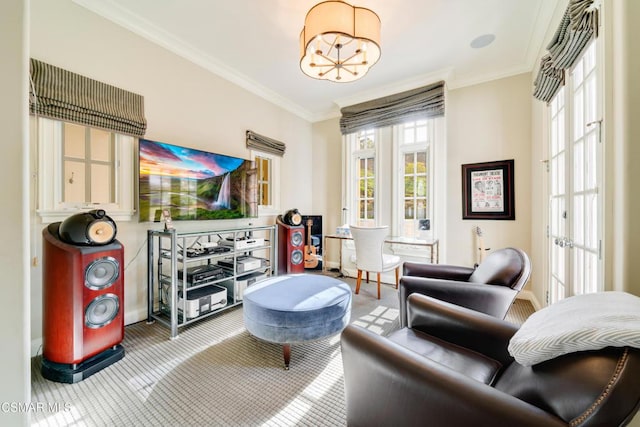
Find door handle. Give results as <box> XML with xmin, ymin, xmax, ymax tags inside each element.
<box><xmin>554</xmin><ymin>237</ymin><xmax>574</xmax><ymax>248</ymax></box>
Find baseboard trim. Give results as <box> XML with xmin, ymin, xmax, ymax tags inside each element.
<box><xmin>517</xmin><ymin>290</ymin><xmax>542</xmax><ymax>311</ymax></box>
<box><xmin>31</xmin><ymin>338</ymin><xmax>43</xmax><ymax>358</ymax></box>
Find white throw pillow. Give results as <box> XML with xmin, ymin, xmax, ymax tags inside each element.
<box><xmin>508</xmin><ymin>291</ymin><xmax>640</xmax><ymax>366</ymax></box>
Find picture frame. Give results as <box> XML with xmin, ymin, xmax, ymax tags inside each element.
<box><xmin>461</xmin><ymin>159</ymin><xmax>515</xmax><ymax>220</ymax></box>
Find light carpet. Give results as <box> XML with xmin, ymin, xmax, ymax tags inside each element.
<box><xmin>30</xmin><ymin>276</ymin><xmax>533</xmax><ymax>427</ymax></box>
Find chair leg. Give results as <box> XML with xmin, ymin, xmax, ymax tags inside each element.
<box><xmin>395</xmin><ymin>267</ymin><xmax>399</xmax><ymax>289</ymax></box>
<box><xmin>377</xmin><ymin>272</ymin><xmax>381</xmax><ymax>299</ymax></box>
<box><xmin>366</xmin><ymin>272</ymin><xmax>369</xmax><ymax>283</ymax></box>
<box><xmin>355</xmin><ymin>270</ymin><xmax>362</xmax><ymax>294</ymax></box>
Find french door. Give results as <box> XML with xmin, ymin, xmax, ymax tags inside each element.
<box><xmin>548</xmin><ymin>41</ymin><xmax>603</xmax><ymax>304</ymax></box>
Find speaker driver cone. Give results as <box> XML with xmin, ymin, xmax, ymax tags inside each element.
<box><xmin>85</xmin><ymin>294</ymin><xmax>120</xmax><ymax>329</ymax></box>
<box><xmin>291</xmin><ymin>231</ymin><xmax>303</xmax><ymax>247</ymax></box>
<box><xmin>291</xmin><ymin>249</ymin><xmax>303</xmax><ymax>265</ymax></box>
<box><xmin>85</xmin><ymin>257</ymin><xmax>119</xmax><ymax>290</ymax></box>
<box><xmin>88</xmin><ymin>221</ymin><xmax>116</xmax><ymax>244</ymax></box>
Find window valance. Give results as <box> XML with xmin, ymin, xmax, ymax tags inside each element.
<box><xmin>29</xmin><ymin>58</ymin><xmax>147</xmax><ymax>136</ymax></box>
<box><xmin>246</xmin><ymin>130</ymin><xmax>286</xmax><ymax>156</ymax></box>
<box><xmin>533</xmin><ymin>0</ymin><xmax>599</xmax><ymax>103</ymax></box>
<box><xmin>339</xmin><ymin>81</ymin><xmax>445</xmax><ymax>135</ymax></box>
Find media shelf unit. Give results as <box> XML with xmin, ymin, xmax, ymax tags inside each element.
<box><xmin>147</xmin><ymin>225</ymin><xmax>277</xmax><ymax>338</ymax></box>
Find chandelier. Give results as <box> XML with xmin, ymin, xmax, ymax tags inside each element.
<box><xmin>299</xmin><ymin>0</ymin><xmax>381</xmax><ymax>83</ymax></box>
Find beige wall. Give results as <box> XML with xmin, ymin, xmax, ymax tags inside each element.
<box><xmin>1</xmin><ymin>0</ymin><xmax>31</xmax><ymax>424</ymax></box>
<box><xmin>28</xmin><ymin>0</ymin><xmax>314</xmax><ymax>353</ymax></box>
<box><xmin>609</xmin><ymin>0</ymin><xmax>640</xmax><ymax>297</ymax></box>
<box><xmin>312</xmin><ymin>75</ymin><xmax>535</xmax><ymax>291</ymax></box>
<box><xmin>311</xmin><ymin>118</ymin><xmax>343</xmax><ymax>234</ymax></box>
<box><xmin>446</xmin><ymin>74</ymin><xmax>533</xmax><ymax>275</ymax></box>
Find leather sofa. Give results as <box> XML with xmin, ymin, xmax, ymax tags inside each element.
<box><xmin>399</xmin><ymin>247</ymin><xmax>531</xmax><ymax>327</ymax></box>
<box><xmin>341</xmin><ymin>293</ymin><xmax>640</xmax><ymax>427</ymax></box>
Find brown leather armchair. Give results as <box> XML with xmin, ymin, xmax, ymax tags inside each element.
<box><xmin>341</xmin><ymin>294</ymin><xmax>640</xmax><ymax>427</ymax></box>
<box><xmin>399</xmin><ymin>247</ymin><xmax>531</xmax><ymax>327</ymax></box>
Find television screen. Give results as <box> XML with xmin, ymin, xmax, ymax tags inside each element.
<box><xmin>139</xmin><ymin>139</ymin><xmax>257</xmax><ymax>222</ymax></box>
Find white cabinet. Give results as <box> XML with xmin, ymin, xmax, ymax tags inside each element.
<box><xmin>147</xmin><ymin>225</ymin><xmax>277</xmax><ymax>338</ymax></box>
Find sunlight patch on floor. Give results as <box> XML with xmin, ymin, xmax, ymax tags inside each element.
<box><xmin>263</xmin><ymin>354</ymin><xmax>343</xmax><ymax>426</ymax></box>
<box><xmin>352</xmin><ymin>305</ymin><xmax>398</xmax><ymax>335</ymax></box>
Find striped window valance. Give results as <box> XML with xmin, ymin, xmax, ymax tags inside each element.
<box><xmin>339</xmin><ymin>81</ymin><xmax>445</xmax><ymax>135</ymax></box>
<box><xmin>246</xmin><ymin>130</ymin><xmax>286</xmax><ymax>156</ymax></box>
<box><xmin>29</xmin><ymin>58</ymin><xmax>147</xmax><ymax>136</ymax></box>
<box><xmin>533</xmin><ymin>0</ymin><xmax>599</xmax><ymax>103</ymax></box>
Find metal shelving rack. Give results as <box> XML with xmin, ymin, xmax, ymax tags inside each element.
<box><xmin>147</xmin><ymin>225</ymin><xmax>277</xmax><ymax>338</ymax></box>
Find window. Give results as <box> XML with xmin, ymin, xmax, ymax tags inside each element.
<box><xmin>256</xmin><ymin>155</ymin><xmax>271</xmax><ymax>206</ymax></box>
<box><xmin>397</xmin><ymin>120</ymin><xmax>432</xmax><ymax>238</ymax></box>
<box><xmin>35</xmin><ymin>117</ymin><xmax>135</xmax><ymax>222</ymax></box>
<box><xmin>251</xmin><ymin>150</ymin><xmax>280</xmax><ymax>216</ymax></box>
<box><xmin>344</xmin><ymin>117</ymin><xmax>443</xmax><ymax>238</ymax></box>
<box><xmin>345</xmin><ymin>129</ymin><xmax>377</xmax><ymax>227</ymax></box>
<box><xmin>62</xmin><ymin>122</ymin><xmax>115</xmax><ymax>204</ymax></box>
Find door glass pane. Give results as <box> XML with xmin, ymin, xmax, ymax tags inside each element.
<box><xmin>574</xmin><ymin>87</ymin><xmax>584</xmax><ymax>139</ymax></box>
<box><xmin>573</xmin><ymin>194</ymin><xmax>584</xmax><ymax>245</ymax></box>
<box><xmin>573</xmin><ymin>140</ymin><xmax>584</xmax><ymax>192</ymax></box>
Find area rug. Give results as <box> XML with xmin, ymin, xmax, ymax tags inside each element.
<box><xmin>30</xmin><ymin>277</ymin><xmax>402</xmax><ymax>427</ymax></box>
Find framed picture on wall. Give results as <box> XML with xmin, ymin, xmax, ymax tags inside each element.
<box><xmin>461</xmin><ymin>159</ymin><xmax>515</xmax><ymax>220</ymax></box>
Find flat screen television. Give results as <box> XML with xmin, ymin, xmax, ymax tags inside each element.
<box><xmin>138</xmin><ymin>139</ymin><xmax>257</xmax><ymax>222</ymax></box>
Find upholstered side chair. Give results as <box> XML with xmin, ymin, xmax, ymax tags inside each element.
<box><xmin>349</xmin><ymin>225</ymin><xmax>401</xmax><ymax>299</ymax></box>
<box><xmin>399</xmin><ymin>247</ymin><xmax>531</xmax><ymax>327</ymax></box>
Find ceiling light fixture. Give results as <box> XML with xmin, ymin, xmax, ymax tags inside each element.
<box><xmin>300</xmin><ymin>0</ymin><xmax>381</xmax><ymax>83</ymax></box>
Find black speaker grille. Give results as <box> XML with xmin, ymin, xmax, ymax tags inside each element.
<box><xmin>291</xmin><ymin>249</ymin><xmax>303</xmax><ymax>265</ymax></box>
<box><xmin>85</xmin><ymin>294</ymin><xmax>120</xmax><ymax>329</ymax></box>
<box><xmin>85</xmin><ymin>257</ymin><xmax>119</xmax><ymax>290</ymax></box>
<box><xmin>291</xmin><ymin>231</ymin><xmax>303</xmax><ymax>247</ymax></box>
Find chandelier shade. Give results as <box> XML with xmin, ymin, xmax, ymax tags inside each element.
<box><xmin>300</xmin><ymin>1</ymin><xmax>381</xmax><ymax>83</ymax></box>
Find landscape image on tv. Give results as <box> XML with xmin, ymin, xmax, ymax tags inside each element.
<box><xmin>139</xmin><ymin>139</ymin><xmax>257</xmax><ymax>222</ymax></box>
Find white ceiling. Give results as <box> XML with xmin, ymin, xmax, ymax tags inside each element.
<box><xmin>73</xmin><ymin>0</ymin><xmax>559</xmax><ymax>122</ymax></box>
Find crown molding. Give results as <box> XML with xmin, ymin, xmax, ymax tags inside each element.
<box><xmin>72</xmin><ymin>0</ymin><xmax>316</xmax><ymax>122</ymax></box>
<box><xmin>72</xmin><ymin>0</ymin><xmax>557</xmax><ymax>124</ymax></box>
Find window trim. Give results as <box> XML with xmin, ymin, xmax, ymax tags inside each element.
<box><xmin>343</xmin><ymin>129</ymin><xmax>382</xmax><ymax>226</ymax></box>
<box><xmin>343</xmin><ymin>117</ymin><xmax>445</xmax><ymax>242</ymax></box>
<box><xmin>250</xmin><ymin>149</ymin><xmax>281</xmax><ymax>217</ymax></box>
<box><xmin>35</xmin><ymin>117</ymin><xmax>135</xmax><ymax>222</ymax></box>
<box><xmin>392</xmin><ymin>121</ymin><xmax>434</xmax><ymax>238</ymax></box>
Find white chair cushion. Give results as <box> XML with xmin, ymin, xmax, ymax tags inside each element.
<box><xmin>508</xmin><ymin>291</ymin><xmax>640</xmax><ymax>366</ymax></box>
<box><xmin>351</xmin><ymin>254</ymin><xmax>400</xmax><ymax>272</ymax></box>
<box><xmin>382</xmin><ymin>254</ymin><xmax>401</xmax><ymax>271</ymax></box>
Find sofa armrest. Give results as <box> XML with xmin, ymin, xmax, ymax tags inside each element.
<box><xmin>403</xmin><ymin>261</ymin><xmax>474</xmax><ymax>281</ymax></box>
<box><xmin>398</xmin><ymin>276</ymin><xmax>519</xmax><ymax>327</ymax></box>
<box><xmin>341</xmin><ymin>325</ymin><xmax>566</xmax><ymax>427</ymax></box>
<box><xmin>407</xmin><ymin>293</ymin><xmax>518</xmax><ymax>366</ymax></box>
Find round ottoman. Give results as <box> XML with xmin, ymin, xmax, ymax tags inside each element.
<box><xmin>243</xmin><ymin>274</ymin><xmax>352</xmax><ymax>369</ymax></box>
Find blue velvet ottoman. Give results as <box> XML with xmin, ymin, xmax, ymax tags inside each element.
<box><xmin>243</xmin><ymin>274</ymin><xmax>352</xmax><ymax>369</ymax></box>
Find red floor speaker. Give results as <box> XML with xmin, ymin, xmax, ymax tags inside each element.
<box><xmin>277</xmin><ymin>216</ymin><xmax>305</xmax><ymax>274</ymax></box>
<box><xmin>41</xmin><ymin>211</ymin><xmax>125</xmax><ymax>383</ymax></box>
